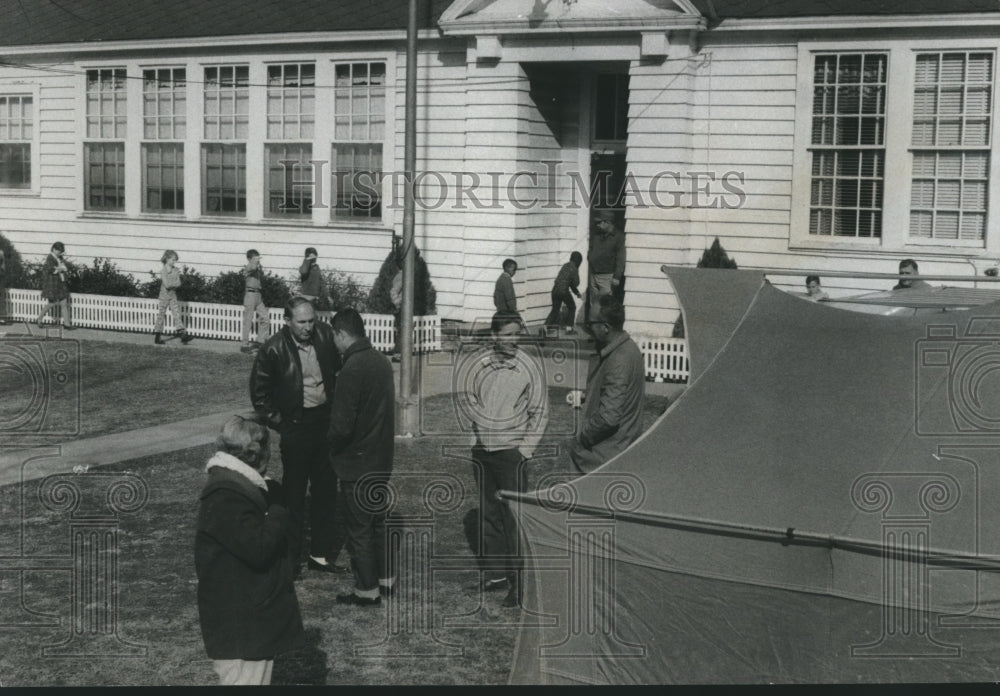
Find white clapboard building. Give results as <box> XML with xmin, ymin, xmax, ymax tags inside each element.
<box><xmin>1</xmin><ymin>0</ymin><xmax>999</xmax><ymax>336</ymax></box>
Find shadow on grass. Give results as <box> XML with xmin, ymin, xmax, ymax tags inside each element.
<box><xmin>273</xmin><ymin>627</ymin><xmax>328</xmax><ymax>686</ymax></box>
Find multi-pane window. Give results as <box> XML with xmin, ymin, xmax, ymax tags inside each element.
<box><xmin>267</xmin><ymin>63</ymin><xmax>315</xmax><ymax>139</ymax></box>
<box><xmin>143</xmin><ymin>144</ymin><xmax>184</xmax><ymax>212</ymax></box>
<box><xmin>266</xmin><ymin>144</ymin><xmax>313</xmax><ymax>217</ymax></box>
<box><xmin>809</xmin><ymin>53</ymin><xmax>887</xmax><ymax>238</ymax></box>
<box><xmin>142</xmin><ymin>68</ymin><xmax>186</xmax><ymax>213</ymax></box>
<box><xmin>203</xmin><ymin>65</ymin><xmax>248</xmax><ymax>216</ymax></box>
<box><xmin>204</xmin><ymin>65</ymin><xmax>248</xmax><ymax>140</ymax></box>
<box><xmin>85</xmin><ymin>143</ymin><xmax>125</xmax><ymax>210</ymax></box>
<box><xmin>0</xmin><ymin>95</ymin><xmax>32</xmax><ymax>189</ymax></box>
<box><xmin>202</xmin><ymin>144</ymin><xmax>246</xmax><ymax>215</ymax></box>
<box><xmin>85</xmin><ymin>68</ymin><xmax>126</xmax><ymax>210</ymax></box>
<box><xmin>265</xmin><ymin>64</ymin><xmax>315</xmax><ymax>218</ymax></box>
<box><xmin>910</xmin><ymin>52</ymin><xmax>993</xmax><ymax>241</ymax></box>
<box><xmin>332</xmin><ymin>62</ymin><xmax>385</xmax><ymax>219</ymax></box>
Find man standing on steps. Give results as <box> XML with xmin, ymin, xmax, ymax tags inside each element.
<box><xmin>327</xmin><ymin>308</ymin><xmax>396</xmax><ymax>607</ymax></box>
<box><xmin>586</xmin><ymin>208</ymin><xmax>626</xmax><ymax>324</ymax></box>
<box><xmin>250</xmin><ymin>296</ymin><xmax>346</xmax><ymax>578</ymax></box>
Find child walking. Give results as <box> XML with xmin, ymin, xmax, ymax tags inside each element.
<box><xmin>195</xmin><ymin>415</ymin><xmax>304</xmax><ymax>686</ymax></box>
<box><xmin>241</xmin><ymin>249</ymin><xmax>271</xmax><ymax>354</ymax></box>
<box><xmin>153</xmin><ymin>250</ymin><xmax>193</xmax><ymax>345</ymax></box>
<box><xmin>34</xmin><ymin>241</ymin><xmax>75</xmax><ymax>330</ymax></box>
<box><xmin>544</xmin><ymin>251</ymin><xmax>583</xmax><ymax>336</ymax></box>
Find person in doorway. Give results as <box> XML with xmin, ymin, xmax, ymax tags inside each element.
<box><xmin>586</xmin><ymin>209</ymin><xmax>625</xmax><ymax>324</ymax></box>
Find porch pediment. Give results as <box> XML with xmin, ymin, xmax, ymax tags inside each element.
<box><xmin>440</xmin><ymin>0</ymin><xmax>705</xmax><ymax>34</ymax></box>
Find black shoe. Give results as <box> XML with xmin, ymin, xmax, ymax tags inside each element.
<box><xmin>336</xmin><ymin>593</ymin><xmax>381</xmax><ymax>607</ymax></box>
<box><xmin>154</xmin><ymin>333</ymin><xmax>165</xmax><ymax>345</ymax></box>
<box><xmin>63</xmin><ymin>325</ymin><xmax>76</xmax><ymax>331</ymax></box>
<box><xmin>307</xmin><ymin>557</ymin><xmax>343</xmax><ymax>574</ymax></box>
<box><xmin>180</xmin><ymin>332</ymin><xmax>194</xmax><ymax>344</ymax></box>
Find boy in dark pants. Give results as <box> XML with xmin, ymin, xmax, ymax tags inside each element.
<box><xmin>465</xmin><ymin>313</ymin><xmax>549</xmax><ymax>607</ymax></box>
<box><xmin>544</xmin><ymin>251</ymin><xmax>582</xmax><ymax>336</ymax></box>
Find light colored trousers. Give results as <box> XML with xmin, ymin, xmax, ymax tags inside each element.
<box><xmin>154</xmin><ymin>293</ymin><xmax>184</xmax><ymax>333</ymax></box>
<box><xmin>242</xmin><ymin>292</ymin><xmax>271</xmax><ymax>343</ymax></box>
<box><xmin>213</xmin><ymin>658</ymin><xmax>273</xmax><ymax>685</ymax></box>
<box><xmin>588</xmin><ymin>272</ymin><xmax>613</xmax><ymax>320</ymax></box>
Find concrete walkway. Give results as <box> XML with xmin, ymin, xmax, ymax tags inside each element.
<box><xmin>0</xmin><ymin>322</ymin><xmax>686</xmax><ymax>487</ymax></box>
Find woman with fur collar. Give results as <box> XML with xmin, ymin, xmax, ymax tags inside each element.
<box><xmin>195</xmin><ymin>415</ymin><xmax>304</xmax><ymax>686</ymax></box>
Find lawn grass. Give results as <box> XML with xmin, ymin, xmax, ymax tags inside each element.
<box><xmin>0</xmin><ymin>338</ymin><xmax>252</xmax><ymax>439</ymax></box>
<box><xmin>0</xmin><ymin>380</ymin><xmax>670</xmax><ymax>686</ymax></box>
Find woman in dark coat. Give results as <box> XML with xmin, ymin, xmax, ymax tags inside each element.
<box><xmin>34</xmin><ymin>241</ymin><xmax>74</xmax><ymax>329</ymax></box>
<box><xmin>195</xmin><ymin>415</ymin><xmax>304</xmax><ymax>685</ymax></box>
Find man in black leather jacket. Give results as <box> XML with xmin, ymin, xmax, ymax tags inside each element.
<box><xmin>250</xmin><ymin>297</ymin><xmax>345</xmax><ymax>577</ymax></box>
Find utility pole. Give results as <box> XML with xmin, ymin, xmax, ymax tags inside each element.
<box><xmin>396</xmin><ymin>0</ymin><xmax>419</xmax><ymax>437</ymax></box>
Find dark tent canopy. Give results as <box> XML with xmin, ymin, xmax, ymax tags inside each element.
<box><xmin>510</xmin><ymin>267</ymin><xmax>1000</xmax><ymax>684</ymax></box>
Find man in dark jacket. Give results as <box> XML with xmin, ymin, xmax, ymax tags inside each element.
<box><xmin>327</xmin><ymin>307</ymin><xmax>396</xmax><ymax>606</ymax></box>
<box><xmin>250</xmin><ymin>296</ymin><xmax>345</xmax><ymax>576</ymax></box>
<box><xmin>195</xmin><ymin>415</ymin><xmax>304</xmax><ymax>685</ymax></box>
<box><xmin>569</xmin><ymin>295</ymin><xmax>645</xmax><ymax>475</ymax></box>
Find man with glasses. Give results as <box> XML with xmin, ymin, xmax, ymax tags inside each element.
<box><xmin>570</xmin><ymin>295</ymin><xmax>645</xmax><ymax>475</ymax></box>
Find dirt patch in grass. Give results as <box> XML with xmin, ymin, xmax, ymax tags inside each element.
<box><xmin>0</xmin><ymin>387</ymin><xmax>670</xmax><ymax>686</ymax></box>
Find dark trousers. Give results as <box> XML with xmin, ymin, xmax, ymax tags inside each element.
<box><xmin>471</xmin><ymin>446</ymin><xmax>527</xmax><ymax>584</ymax></box>
<box><xmin>544</xmin><ymin>289</ymin><xmax>576</xmax><ymax>328</ymax></box>
<box><xmin>341</xmin><ymin>476</ymin><xmax>391</xmax><ymax>592</ymax></box>
<box><xmin>280</xmin><ymin>406</ymin><xmax>345</xmax><ymax>565</ymax></box>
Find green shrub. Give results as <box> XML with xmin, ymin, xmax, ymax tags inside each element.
<box><xmin>21</xmin><ymin>257</ymin><xmax>81</xmax><ymax>291</ymax></box>
<box><xmin>208</xmin><ymin>269</ymin><xmax>292</xmax><ymax>308</ymax></box>
<box><xmin>697</xmin><ymin>238</ymin><xmax>738</xmax><ymax>269</ymax></box>
<box><xmin>0</xmin><ymin>233</ymin><xmax>29</xmax><ymax>288</ymax></box>
<box><xmin>367</xmin><ymin>240</ymin><xmax>436</xmax><ymax>315</ymax></box>
<box><xmin>318</xmin><ymin>269</ymin><xmax>370</xmax><ymax>312</ymax></box>
<box><xmin>71</xmin><ymin>257</ymin><xmax>142</xmax><ymax>296</ymax></box>
<box><xmin>674</xmin><ymin>237</ymin><xmax>738</xmax><ymax>338</ymax></box>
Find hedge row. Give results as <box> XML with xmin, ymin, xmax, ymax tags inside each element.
<box><xmin>0</xmin><ymin>233</ymin><xmax>436</xmax><ymax>315</ymax></box>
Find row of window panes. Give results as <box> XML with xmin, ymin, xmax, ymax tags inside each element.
<box><xmin>0</xmin><ymin>96</ymin><xmax>32</xmax><ymax>140</ymax></box>
<box><xmin>88</xmin><ymin>64</ymin><xmax>380</xmax><ymax>142</ymax></box>
<box><xmin>83</xmin><ymin>142</ymin><xmax>382</xmax><ymax>219</ymax></box>
<box><xmin>809</xmin><ymin>51</ymin><xmax>994</xmax><ymax>241</ymax></box>
<box><xmin>0</xmin><ymin>143</ymin><xmax>30</xmax><ymax>189</ymax></box>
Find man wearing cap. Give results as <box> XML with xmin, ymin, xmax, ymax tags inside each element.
<box><xmin>587</xmin><ymin>208</ymin><xmax>626</xmax><ymax>323</ymax></box>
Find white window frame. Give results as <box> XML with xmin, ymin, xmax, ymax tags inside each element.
<box><xmin>791</xmin><ymin>39</ymin><xmax>1000</xmax><ymax>257</ymax></box>
<box><xmin>81</xmin><ymin>66</ymin><xmax>128</xmax><ymax>213</ymax></box>
<box><xmin>263</xmin><ymin>61</ymin><xmax>316</xmax><ymax>219</ymax></box>
<box><xmin>330</xmin><ymin>57</ymin><xmax>391</xmax><ymax>224</ymax></box>
<box><xmin>0</xmin><ymin>83</ymin><xmax>40</xmax><ymax>195</ymax></box>
<box><xmin>141</xmin><ymin>66</ymin><xmax>187</xmax><ymax>215</ymax></box>
<box><xmin>73</xmin><ymin>52</ymin><xmax>396</xmax><ymax>230</ymax></box>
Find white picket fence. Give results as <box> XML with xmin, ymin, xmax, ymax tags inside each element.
<box><xmin>5</xmin><ymin>288</ymin><xmax>441</xmax><ymax>353</ymax></box>
<box><xmin>635</xmin><ymin>336</ymin><xmax>689</xmax><ymax>383</ymax></box>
